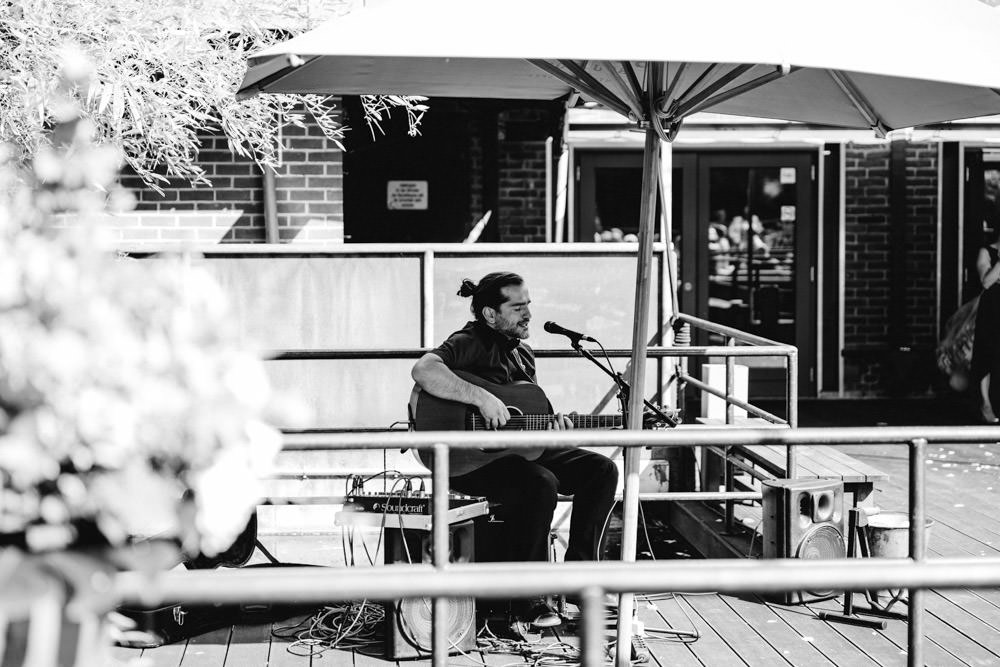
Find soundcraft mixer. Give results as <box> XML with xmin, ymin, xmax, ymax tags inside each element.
<box><xmin>336</xmin><ymin>490</ymin><xmax>489</xmax><ymax>530</ymax></box>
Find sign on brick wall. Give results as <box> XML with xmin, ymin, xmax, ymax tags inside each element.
<box><xmin>387</xmin><ymin>180</ymin><xmax>428</xmax><ymax>210</ymax></box>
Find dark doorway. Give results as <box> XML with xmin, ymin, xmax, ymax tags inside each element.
<box><xmin>342</xmin><ymin>97</ymin><xmax>474</xmax><ymax>243</ymax></box>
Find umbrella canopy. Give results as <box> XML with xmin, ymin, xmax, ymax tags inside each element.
<box><xmin>240</xmin><ymin>0</ymin><xmax>1000</xmax><ymax>136</ymax></box>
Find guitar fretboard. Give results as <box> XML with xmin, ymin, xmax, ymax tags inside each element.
<box><xmin>467</xmin><ymin>414</ymin><xmax>622</xmax><ymax>431</ymax></box>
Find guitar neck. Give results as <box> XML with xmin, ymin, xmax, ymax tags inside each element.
<box><xmin>467</xmin><ymin>413</ymin><xmax>622</xmax><ymax>430</ymax></box>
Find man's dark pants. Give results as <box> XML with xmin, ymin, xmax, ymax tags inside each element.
<box><xmin>449</xmin><ymin>448</ymin><xmax>619</xmax><ymax>563</ymax></box>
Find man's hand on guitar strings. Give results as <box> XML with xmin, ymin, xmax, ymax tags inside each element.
<box><xmin>547</xmin><ymin>412</ymin><xmax>574</xmax><ymax>430</ymax></box>
<box><xmin>476</xmin><ymin>389</ymin><xmax>511</xmax><ymax>429</ymax></box>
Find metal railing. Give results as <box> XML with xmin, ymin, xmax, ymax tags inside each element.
<box><xmin>114</xmin><ymin>425</ymin><xmax>1000</xmax><ymax>667</ymax></box>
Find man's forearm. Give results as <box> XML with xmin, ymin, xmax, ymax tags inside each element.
<box><xmin>413</xmin><ymin>359</ymin><xmax>487</xmax><ymax>407</ymax></box>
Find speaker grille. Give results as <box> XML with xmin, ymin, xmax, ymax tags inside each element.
<box><xmin>395</xmin><ymin>597</ymin><xmax>476</xmax><ymax>653</ymax></box>
<box><xmin>796</xmin><ymin>524</ymin><xmax>846</xmax><ymax>560</ymax></box>
<box><xmin>795</xmin><ymin>524</ymin><xmax>846</xmax><ymax>598</ymax></box>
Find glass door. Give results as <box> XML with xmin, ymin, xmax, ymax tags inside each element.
<box><xmin>693</xmin><ymin>152</ymin><xmax>816</xmax><ymax>397</ymax></box>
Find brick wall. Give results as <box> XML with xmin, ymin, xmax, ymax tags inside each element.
<box><xmin>269</xmin><ymin>114</ymin><xmax>345</xmax><ymax>243</ymax></box>
<box><xmin>114</xmin><ymin>131</ymin><xmax>264</xmax><ymax>244</ymax></box>
<box><xmin>498</xmin><ymin>140</ymin><xmax>549</xmax><ymax>241</ymax></box>
<box><xmin>903</xmin><ymin>142</ymin><xmax>939</xmax><ymax>347</ymax></box>
<box><xmin>842</xmin><ymin>141</ymin><xmax>939</xmax><ymax>394</ymax></box>
<box><xmin>495</xmin><ymin>108</ymin><xmax>557</xmax><ymax>242</ymax></box>
<box><xmin>112</xmin><ymin>104</ymin><xmax>345</xmax><ymax>245</ymax></box>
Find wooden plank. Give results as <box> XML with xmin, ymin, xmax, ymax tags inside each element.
<box><xmin>268</xmin><ymin>615</ymin><xmax>319</xmax><ymax>667</ymax></box>
<box><xmin>917</xmin><ymin>477</ymin><xmax>1000</xmax><ymax>545</ymax></box>
<box><xmin>720</xmin><ymin>594</ymin><xmax>837</xmax><ymax>665</ymax></box>
<box><xmin>739</xmin><ymin>443</ymin><xmax>890</xmax><ymax>484</ymax></box>
<box><xmin>804</xmin><ymin>597</ymin><xmax>912</xmax><ymax>666</ymax></box>
<box><xmin>738</xmin><ymin>445</ymin><xmax>788</xmax><ymax>478</ymax></box>
<box><xmin>816</xmin><ymin>446</ymin><xmax>891</xmax><ymax>480</ymax></box>
<box><xmin>223</xmin><ymin>623</ymin><xmax>271</xmax><ymax>666</ymax></box>
<box><xmin>924</xmin><ymin>590</ymin><xmax>1000</xmax><ymax>657</ymax></box>
<box><xmin>634</xmin><ymin>596</ymin><xmax>702</xmax><ymax>667</ymax></box>
<box><xmin>741</xmin><ymin>444</ymin><xmax>847</xmax><ymax>481</ymax></box>
<box><xmin>139</xmin><ymin>640</ymin><xmax>187</xmax><ymax>667</ymax></box>
<box><xmin>646</xmin><ymin>593</ymin><xmax>749</xmax><ymax>666</ymax></box>
<box><xmin>682</xmin><ymin>592</ymin><xmax>790</xmax><ymax>665</ymax></box>
<box><xmin>761</xmin><ymin>599</ymin><xmax>881</xmax><ymax>666</ymax></box>
<box><xmin>669</xmin><ymin>501</ymin><xmax>748</xmax><ymax>559</ymax></box>
<box><xmin>182</xmin><ymin>626</ymin><xmax>231</xmax><ymax>667</ymax></box>
<box><xmin>793</xmin><ymin>447</ymin><xmax>853</xmax><ymax>480</ymax></box>
<box><xmin>854</xmin><ymin>586</ymin><xmax>1000</xmax><ymax>667</ymax></box>
<box><xmin>797</xmin><ymin>446</ymin><xmax>887</xmax><ymax>483</ymax></box>
<box><xmin>805</xmin><ymin>451</ymin><xmax>883</xmax><ymax>483</ymax></box>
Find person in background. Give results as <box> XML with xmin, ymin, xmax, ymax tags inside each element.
<box><xmin>971</xmin><ymin>228</ymin><xmax>1000</xmax><ymax>422</ymax></box>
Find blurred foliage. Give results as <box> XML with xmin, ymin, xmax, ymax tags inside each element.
<box><xmin>0</xmin><ymin>59</ymin><xmax>291</xmax><ymax>558</ymax></box>
<box><xmin>0</xmin><ymin>0</ymin><xmax>427</xmax><ymax>191</ymax></box>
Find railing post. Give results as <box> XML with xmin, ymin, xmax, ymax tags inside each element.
<box><xmin>908</xmin><ymin>437</ymin><xmax>927</xmax><ymax>667</ymax></box>
<box><xmin>580</xmin><ymin>586</ymin><xmax>605</xmax><ymax>667</ymax></box>
<box><xmin>725</xmin><ymin>337</ymin><xmax>736</xmax><ymax>532</ymax></box>
<box><xmin>786</xmin><ymin>350</ymin><xmax>799</xmax><ymax>478</ymax></box>
<box><xmin>421</xmin><ymin>250</ymin><xmax>435</xmax><ymax>348</ymax></box>
<box><xmin>432</xmin><ymin>442</ymin><xmax>450</xmax><ymax>667</ymax></box>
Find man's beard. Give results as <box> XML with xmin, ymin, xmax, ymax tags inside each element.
<box><xmin>496</xmin><ymin>318</ymin><xmax>529</xmax><ymax>339</ymax></box>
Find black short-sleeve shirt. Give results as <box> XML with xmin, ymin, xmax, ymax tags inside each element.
<box><xmin>430</xmin><ymin>320</ymin><xmax>536</xmax><ymax>385</ymax></box>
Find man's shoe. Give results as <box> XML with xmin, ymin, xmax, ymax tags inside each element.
<box><xmin>516</xmin><ymin>598</ymin><xmax>561</xmax><ymax>628</ymax></box>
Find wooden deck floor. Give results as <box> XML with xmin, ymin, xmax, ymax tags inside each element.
<box><xmin>112</xmin><ymin>442</ymin><xmax>1000</xmax><ymax>667</ymax></box>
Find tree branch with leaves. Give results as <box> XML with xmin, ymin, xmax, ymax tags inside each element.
<box><xmin>0</xmin><ymin>0</ymin><xmax>427</xmax><ymax>191</ymax></box>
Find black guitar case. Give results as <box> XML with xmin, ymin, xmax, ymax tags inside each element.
<box><xmin>115</xmin><ymin>513</ymin><xmax>320</xmax><ymax>648</ymax></box>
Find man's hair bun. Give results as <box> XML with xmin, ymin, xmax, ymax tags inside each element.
<box><xmin>457</xmin><ymin>279</ymin><xmax>478</xmax><ymax>298</ymax></box>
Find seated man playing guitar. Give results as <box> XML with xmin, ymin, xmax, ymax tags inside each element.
<box><xmin>410</xmin><ymin>271</ymin><xmax>619</xmax><ymax>629</ymax></box>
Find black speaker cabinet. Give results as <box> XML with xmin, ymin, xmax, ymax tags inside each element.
<box><xmin>762</xmin><ymin>478</ymin><xmax>846</xmax><ymax>604</ymax></box>
<box><xmin>384</xmin><ymin>520</ymin><xmax>477</xmax><ymax>660</ymax></box>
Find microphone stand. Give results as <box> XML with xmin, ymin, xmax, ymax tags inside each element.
<box><xmin>567</xmin><ymin>338</ymin><xmax>678</xmax><ymax>428</ymax></box>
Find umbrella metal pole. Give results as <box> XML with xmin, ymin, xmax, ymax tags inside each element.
<box><xmin>615</xmin><ymin>125</ymin><xmax>661</xmax><ymax>667</ymax></box>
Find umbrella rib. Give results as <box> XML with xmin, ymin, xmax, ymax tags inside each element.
<box><xmin>662</xmin><ymin>62</ymin><xmax>687</xmax><ymax>108</ymax></box>
<box><xmin>558</xmin><ymin>60</ymin><xmax>635</xmax><ymax>118</ymax></box>
<box><xmin>598</xmin><ymin>61</ymin><xmax>645</xmax><ymax>120</ymax></box>
<box><xmin>528</xmin><ymin>59</ymin><xmax>631</xmax><ymax>118</ymax></box>
<box><xmin>622</xmin><ymin>62</ymin><xmax>645</xmax><ymax>108</ymax></box>
<box><xmin>677</xmin><ymin>64</ymin><xmax>792</xmax><ymax>119</ymax></box>
<box><xmin>827</xmin><ymin>69</ymin><xmax>891</xmax><ymax>137</ymax></box>
<box><xmin>663</xmin><ymin>63</ymin><xmax>723</xmax><ymax>115</ymax></box>
<box><xmin>672</xmin><ymin>63</ymin><xmax>754</xmax><ymax>120</ymax></box>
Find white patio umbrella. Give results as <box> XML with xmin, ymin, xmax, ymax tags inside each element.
<box><xmin>238</xmin><ymin>1</ymin><xmax>1000</xmax><ymax>662</ymax></box>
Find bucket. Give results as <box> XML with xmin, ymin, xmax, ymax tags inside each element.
<box><xmin>867</xmin><ymin>511</ymin><xmax>935</xmax><ymax>558</ymax></box>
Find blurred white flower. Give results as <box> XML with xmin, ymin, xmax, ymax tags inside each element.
<box><xmin>0</xmin><ymin>63</ymin><xmax>283</xmax><ymax>558</ymax></box>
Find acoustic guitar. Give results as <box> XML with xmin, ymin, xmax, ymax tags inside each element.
<box><xmin>409</xmin><ymin>370</ymin><xmax>624</xmax><ymax>476</ymax></box>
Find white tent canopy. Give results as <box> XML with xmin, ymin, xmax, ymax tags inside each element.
<box><xmin>242</xmin><ymin>0</ymin><xmax>1000</xmax><ymax>134</ymax></box>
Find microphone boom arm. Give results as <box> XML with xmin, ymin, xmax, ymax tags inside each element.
<box><xmin>565</xmin><ymin>339</ymin><xmax>678</xmax><ymax>428</ymax></box>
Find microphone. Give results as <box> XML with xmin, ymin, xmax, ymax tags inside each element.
<box><xmin>544</xmin><ymin>321</ymin><xmax>596</xmax><ymax>343</ymax></box>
